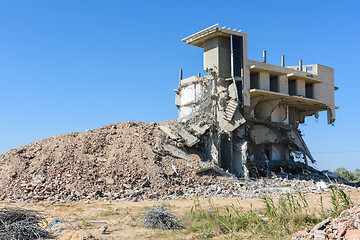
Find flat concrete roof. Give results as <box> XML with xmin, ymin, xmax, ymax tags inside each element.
<box><xmin>287</xmin><ymin>73</ymin><xmax>321</xmax><ymax>84</ymax></box>
<box><xmin>181</xmin><ymin>24</ymin><xmax>247</xmax><ymax>48</ymax></box>
<box><xmin>249</xmin><ymin>65</ymin><xmax>288</xmax><ymax>76</ymax></box>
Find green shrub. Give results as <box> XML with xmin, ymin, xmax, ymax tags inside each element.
<box><xmin>333</xmin><ymin>167</ymin><xmax>360</xmax><ymax>182</ymax></box>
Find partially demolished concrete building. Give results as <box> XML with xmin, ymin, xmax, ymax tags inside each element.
<box><xmin>164</xmin><ymin>24</ymin><xmax>337</xmax><ymax>178</ymax></box>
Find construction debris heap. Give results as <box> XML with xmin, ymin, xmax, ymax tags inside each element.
<box><xmin>161</xmin><ymin>24</ymin><xmax>337</xmax><ymax>178</ymax></box>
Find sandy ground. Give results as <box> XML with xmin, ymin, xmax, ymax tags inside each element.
<box><xmin>1</xmin><ymin>189</ymin><xmax>360</xmax><ymax>240</ymax></box>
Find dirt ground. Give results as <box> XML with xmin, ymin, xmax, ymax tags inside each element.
<box><xmin>1</xmin><ymin>189</ymin><xmax>360</xmax><ymax>240</ymax></box>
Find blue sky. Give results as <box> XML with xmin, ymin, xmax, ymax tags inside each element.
<box><xmin>0</xmin><ymin>0</ymin><xmax>359</xmax><ymax>171</ymax></box>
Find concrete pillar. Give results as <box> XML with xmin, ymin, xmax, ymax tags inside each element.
<box><xmin>284</xmin><ymin>106</ymin><xmax>289</xmax><ymax>124</ymax></box>
<box><xmin>219</xmin><ymin>132</ymin><xmax>233</xmax><ymax>172</ymax></box>
<box><xmin>258</xmin><ymin>72</ymin><xmax>270</xmax><ymax>91</ymax></box>
<box><xmin>278</xmin><ymin>75</ymin><xmax>288</xmax><ymax>94</ymax></box>
<box><xmin>241</xmin><ymin>141</ymin><xmax>249</xmax><ymax>179</ymax></box>
<box><xmin>243</xmin><ymin>34</ymin><xmax>251</xmax><ymax>107</ymax></box>
<box><xmin>233</xmin><ymin>148</ymin><xmax>244</xmax><ymax>176</ymax></box>
<box><xmin>296</xmin><ymin>79</ymin><xmax>306</xmax><ymax>97</ymax></box>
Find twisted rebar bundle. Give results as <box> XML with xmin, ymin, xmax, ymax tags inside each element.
<box><xmin>0</xmin><ymin>207</ymin><xmax>54</xmax><ymax>240</ymax></box>
<box><xmin>143</xmin><ymin>206</ymin><xmax>184</xmax><ymax>230</ymax></box>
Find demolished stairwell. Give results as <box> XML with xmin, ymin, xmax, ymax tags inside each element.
<box><xmin>160</xmin><ymin>24</ymin><xmax>338</xmax><ymax>178</ymax></box>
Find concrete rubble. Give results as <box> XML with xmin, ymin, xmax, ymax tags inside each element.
<box><xmin>292</xmin><ymin>205</ymin><xmax>360</xmax><ymax>240</ymax></box>
<box><xmin>0</xmin><ymin>121</ymin><xmax>356</xmax><ymax>202</ymax></box>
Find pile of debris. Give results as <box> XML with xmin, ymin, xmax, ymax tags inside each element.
<box><xmin>292</xmin><ymin>205</ymin><xmax>360</xmax><ymax>240</ymax></box>
<box><xmin>0</xmin><ymin>121</ymin><xmax>199</xmax><ymax>201</ymax></box>
<box><xmin>0</xmin><ymin>121</ymin><xmax>356</xmax><ymax>202</ymax></box>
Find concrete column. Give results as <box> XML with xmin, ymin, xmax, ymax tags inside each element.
<box><xmin>278</xmin><ymin>75</ymin><xmax>288</xmax><ymax>94</ymax></box>
<box><xmin>258</xmin><ymin>72</ymin><xmax>270</xmax><ymax>91</ymax></box>
<box><xmin>243</xmin><ymin>35</ymin><xmax>251</xmax><ymax>107</ymax></box>
<box><xmin>284</xmin><ymin>106</ymin><xmax>289</xmax><ymax>124</ymax></box>
<box><xmin>296</xmin><ymin>79</ymin><xmax>306</xmax><ymax>97</ymax></box>
<box><xmin>241</xmin><ymin>141</ymin><xmax>249</xmax><ymax>179</ymax></box>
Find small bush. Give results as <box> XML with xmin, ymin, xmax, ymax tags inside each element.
<box><xmin>333</xmin><ymin>167</ymin><xmax>360</xmax><ymax>182</ymax></box>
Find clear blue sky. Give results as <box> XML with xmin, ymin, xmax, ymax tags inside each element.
<box><xmin>0</xmin><ymin>0</ymin><xmax>359</xmax><ymax>171</ymax></box>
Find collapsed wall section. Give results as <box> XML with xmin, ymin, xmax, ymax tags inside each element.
<box><xmin>170</xmin><ymin>72</ymin><xmax>316</xmax><ymax>178</ymax></box>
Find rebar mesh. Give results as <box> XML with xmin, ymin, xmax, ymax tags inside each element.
<box><xmin>143</xmin><ymin>206</ymin><xmax>184</xmax><ymax>230</ymax></box>
<box><xmin>0</xmin><ymin>207</ymin><xmax>54</xmax><ymax>240</ymax></box>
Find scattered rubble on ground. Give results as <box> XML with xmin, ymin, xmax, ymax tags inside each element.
<box><xmin>292</xmin><ymin>205</ymin><xmax>360</xmax><ymax>240</ymax></box>
<box><xmin>0</xmin><ymin>121</ymin><xmax>357</xmax><ymax>203</ymax></box>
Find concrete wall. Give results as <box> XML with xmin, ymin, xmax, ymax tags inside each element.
<box><xmin>314</xmin><ymin>65</ymin><xmax>335</xmax><ymax>105</ymax></box>
<box><xmin>278</xmin><ymin>75</ymin><xmax>288</xmax><ymax>94</ymax></box>
<box><xmin>296</xmin><ymin>79</ymin><xmax>306</xmax><ymax>97</ymax></box>
<box><xmin>313</xmin><ymin>64</ymin><xmax>336</xmax><ymax>124</ymax></box>
<box><xmin>176</xmin><ymin>75</ymin><xmax>209</xmax><ymax>118</ymax></box>
<box><xmin>258</xmin><ymin>72</ymin><xmax>270</xmax><ymax>91</ymax></box>
<box><xmin>203</xmin><ymin>36</ymin><xmax>231</xmax><ymax>78</ymax></box>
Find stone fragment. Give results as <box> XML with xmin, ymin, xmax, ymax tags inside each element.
<box><xmin>99</xmin><ymin>224</ymin><xmax>108</xmax><ymax>234</ymax></box>
<box><xmin>158</xmin><ymin>125</ymin><xmax>179</xmax><ymax>140</ymax></box>
<box><xmin>173</xmin><ymin>126</ymin><xmax>199</xmax><ymax>147</ymax></box>
<box><xmin>163</xmin><ymin>144</ymin><xmax>188</xmax><ymax>160</ymax></box>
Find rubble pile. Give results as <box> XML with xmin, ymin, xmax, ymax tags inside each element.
<box><xmin>292</xmin><ymin>205</ymin><xmax>360</xmax><ymax>240</ymax></box>
<box><xmin>0</xmin><ymin>121</ymin><xmax>356</xmax><ymax>202</ymax></box>
<box><xmin>0</xmin><ymin>121</ymin><xmax>196</xmax><ymax>201</ymax></box>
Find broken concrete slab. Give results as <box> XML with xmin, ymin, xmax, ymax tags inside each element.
<box><xmin>187</xmin><ymin>123</ymin><xmax>212</xmax><ymax>137</ymax></box>
<box><xmin>176</xmin><ymin>112</ymin><xmax>215</xmax><ymax>137</ymax></box>
<box><xmin>195</xmin><ymin>162</ymin><xmax>234</xmax><ymax>178</ymax></box>
<box><xmin>173</xmin><ymin>126</ymin><xmax>200</xmax><ymax>147</ymax></box>
<box><xmin>158</xmin><ymin>125</ymin><xmax>180</xmax><ymax>140</ymax></box>
<box><xmin>163</xmin><ymin>144</ymin><xmax>188</xmax><ymax>160</ymax></box>
<box><xmin>288</xmin><ymin>129</ymin><xmax>315</xmax><ymax>163</ymax></box>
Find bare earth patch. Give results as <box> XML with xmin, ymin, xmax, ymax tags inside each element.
<box><xmin>0</xmin><ymin>190</ymin><xmax>359</xmax><ymax>240</ymax></box>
